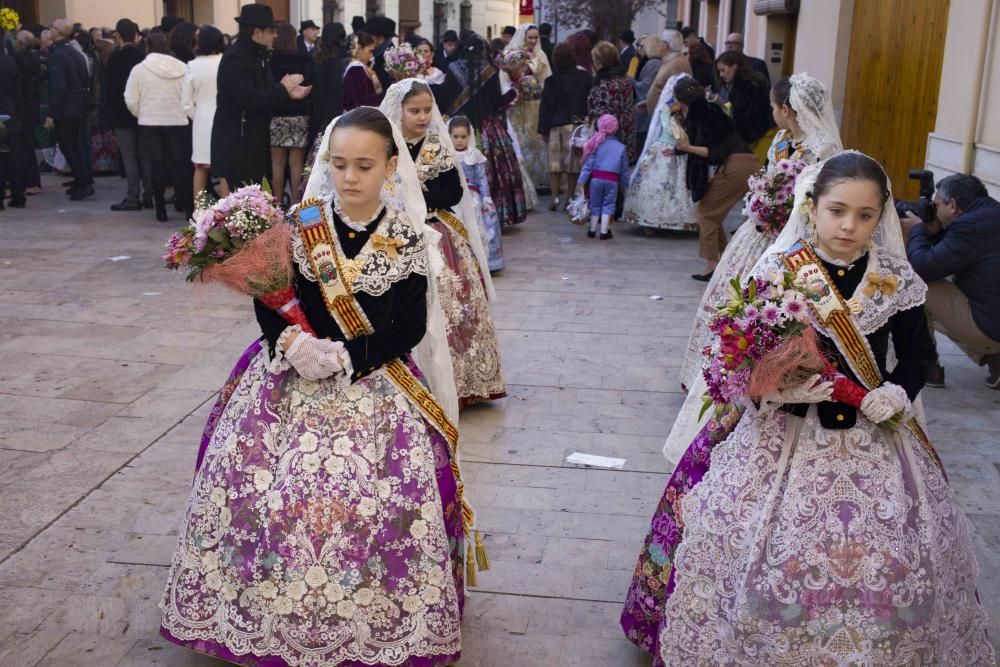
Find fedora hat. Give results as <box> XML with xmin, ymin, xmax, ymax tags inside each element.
<box><xmin>235</xmin><ymin>5</ymin><xmax>276</xmax><ymax>29</ymax></box>
<box><xmin>300</xmin><ymin>19</ymin><xmax>319</xmax><ymax>31</ymax></box>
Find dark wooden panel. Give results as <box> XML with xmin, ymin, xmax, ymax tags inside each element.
<box><xmin>256</xmin><ymin>0</ymin><xmax>290</xmax><ymax>23</ymax></box>
<box><xmin>840</xmin><ymin>0</ymin><xmax>949</xmax><ymax>199</ymax></box>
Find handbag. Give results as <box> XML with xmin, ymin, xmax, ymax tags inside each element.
<box><xmin>569</xmin><ymin>122</ymin><xmax>593</xmax><ymax>150</ymax></box>
<box><xmin>566</xmin><ymin>192</ymin><xmax>589</xmax><ymax>225</ymax></box>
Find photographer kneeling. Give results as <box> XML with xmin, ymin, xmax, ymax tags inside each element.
<box><xmin>903</xmin><ymin>173</ymin><xmax>1000</xmax><ymax>388</ymax></box>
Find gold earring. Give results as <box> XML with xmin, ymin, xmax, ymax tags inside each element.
<box><xmin>383</xmin><ymin>178</ymin><xmax>396</xmax><ymax>197</ymax></box>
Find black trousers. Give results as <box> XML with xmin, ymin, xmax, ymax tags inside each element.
<box><xmin>54</xmin><ymin>117</ymin><xmax>93</xmax><ymax>188</ymax></box>
<box><xmin>0</xmin><ymin>125</ymin><xmax>27</xmax><ymax>205</ymax></box>
<box><xmin>19</xmin><ymin>126</ymin><xmax>40</xmax><ymax>189</ymax></box>
<box><xmin>140</xmin><ymin>125</ymin><xmax>193</xmax><ymax>218</ymax></box>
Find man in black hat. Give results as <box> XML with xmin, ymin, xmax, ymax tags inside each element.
<box><xmin>500</xmin><ymin>25</ymin><xmax>516</xmax><ymax>46</ymax></box>
<box><xmin>434</xmin><ymin>29</ymin><xmax>459</xmax><ymax>70</ymax></box>
<box><xmin>106</xmin><ymin>18</ymin><xmax>151</xmax><ymax>211</ymax></box>
<box><xmin>160</xmin><ymin>15</ymin><xmax>182</xmax><ymax>35</ymax></box>
<box><xmin>212</xmin><ymin>5</ymin><xmax>311</xmax><ymax>190</ymax></box>
<box><xmin>618</xmin><ymin>29</ymin><xmax>636</xmax><ymax>68</ymax></box>
<box><xmin>297</xmin><ymin>20</ymin><xmax>319</xmax><ymax>56</ymax></box>
<box><xmin>363</xmin><ymin>15</ymin><xmax>396</xmax><ymax>89</ymax></box>
<box><xmin>350</xmin><ymin>16</ymin><xmax>366</xmax><ymax>35</ymax></box>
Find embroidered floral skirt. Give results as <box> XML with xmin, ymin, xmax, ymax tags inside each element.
<box><xmin>430</xmin><ymin>219</ymin><xmax>506</xmax><ymax>406</ymax></box>
<box><xmin>469</xmin><ymin>190</ymin><xmax>505</xmax><ymax>272</ymax></box>
<box><xmin>678</xmin><ymin>221</ymin><xmax>774</xmax><ymax>391</ymax></box>
<box><xmin>647</xmin><ymin>406</ymin><xmax>995</xmax><ymax>666</ymax></box>
<box><xmin>477</xmin><ymin>116</ymin><xmax>526</xmax><ymax>227</ymax></box>
<box><xmin>508</xmin><ymin>99</ymin><xmax>548</xmax><ymax>194</ymax></box>
<box><xmin>160</xmin><ymin>347</ymin><xmax>466</xmax><ymax>666</ymax></box>
<box><xmin>621</xmin><ymin>143</ymin><xmax>697</xmax><ymax>231</ymax></box>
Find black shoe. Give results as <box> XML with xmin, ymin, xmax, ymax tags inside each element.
<box><xmin>925</xmin><ymin>363</ymin><xmax>945</xmax><ymax>388</ymax></box>
<box><xmin>587</xmin><ymin>230</ymin><xmax>596</xmax><ymax>238</ymax></box>
<box><xmin>600</xmin><ymin>230</ymin><xmax>613</xmax><ymax>240</ymax></box>
<box><xmin>62</xmin><ymin>179</ymin><xmax>76</xmax><ymax>187</ymax></box>
<box><xmin>984</xmin><ymin>354</ymin><xmax>1000</xmax><ymax>390</ymax></box>
<box><xmin>691</xmin><ymin>271</ymin><xmax>714</xmax><ymax>282</ymax></box>
<box><xmin>155</xmin><ymin>207</ymin><xmax>168</xmax><ymax>222</ymax></box>
<box><xmin>8</xmin><ymin>200</ymin><xmax>26</xmax><ymax>209</ymax></box>
<box><xmin>68</xmin><ymin>185</ymin><xmax>94</xmax><ymax>201</ymax></box>
<box><xmin>111</xmin><ymin>198</ymin><xmax>142</xmax><ymax>211</ymax></box>
<box><xmin>142</xmin><ymin>195</ymin><xmax>154</xmax><ymax>209</ymax></box>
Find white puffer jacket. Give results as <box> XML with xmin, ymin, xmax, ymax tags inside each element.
<box><xmin>124</xmin><ymin>53</ymin><xmax>188</xmax><ymax>126</ymax></box>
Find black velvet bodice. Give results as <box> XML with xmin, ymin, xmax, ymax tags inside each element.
<box><xmin>407</xmin><ymin>137</ymin><xmax>464</xmax><ymax>212</ymax></box>
<box><xmin>255</xmin><ymin>208</ymin><xmax>428</xmax><ymax>383</ymax></box>
<box><xmin>783</xmin><ymin>254</ymin><xmax>934</xmax><ymax>429</ymax></box>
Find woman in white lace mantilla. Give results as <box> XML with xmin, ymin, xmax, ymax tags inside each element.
<box><xmin>159</xmin><ymin>107</ymin><xmax>480</xmax><ymax>666</ymax></box>
<box><xmin>501</xmin><ymin>24</ymin><xmax>551</xmax><ymax>199</ymax></box>
<box><xmin>380</xmin><ymin>79</ymin><xmax>507</xmax><ymax>407</ymax></box>
<box><xmin>649</xmin><ymin>153</ymin><xmax>995</xmax><ymax>666</ymax></box>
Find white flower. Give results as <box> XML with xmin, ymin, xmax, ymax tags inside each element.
<box><xmin>201</xmin><ymin>551</ymin><xmax>220</xmax><ymax>572</ymax></box>
<box><xmin>218</xmin><ymin>507</ymin><xmax>232</xmax><ymax>526</ymax></box>
<box><xmin>402</xmin><ymin>595</ymin><xmax>424</xmax><ymax>613</ymax></box>
<box><xmin>357</xmin><ymin>497</ymin><xmax>377</xmax><ymax>517</ymax></box>
<box><xmin>376</xmin><ymin>479</ymin><xmax>392</xmax><ymax>499</ymax></box>
<box><xmin>421</xmin><ymin>586</ymin><xmax>441</xmax><ymax>605</ymax></box>
<box><xmin>333</xmin><ymin>437</ymin><xmax>353</xmax><ymax>457</ymax></box>
<box><xmin>336</xmin><ymin>600</ymin><xmax>357</xmax><ymax>619</ymax></box>
<box><xmin>286</xmin><ymin>580</ymin><xmax>307</xmax><ymax>601</ymax></box>
<box><xmin>358</xmin><ymin>397</ymin><xmax>374</xmax><ymax>416</ymax></box>
<box><xmin>266</xmin><ymin>490</ymin><xmax>284</xmax><ymax>511</ymax></box>
<box><xmin>353</xmin><ymin>587</ymin><xmax>375</xmax><ymax>606</ymax></box>
<box><xmin>205</xmin><ymin>571</ymin><xmax>223</xmax><ymax>590</ymax></box>
<box><xmin>362</xmin><ymin>443</ymin><xmax>378</xmax><ymax>463</ymax></box>
<box><xmin>257</xmin><ymin>580</ymin><xmax>278</xmax><ymax>599</ymax></box>
<box><xmin>393</xmin><ymin>393</ymin><xmax>410</xmax><ymax>412</ymax></box>
<box><xmin>345</xmin><ymin>384</ymin><xmax>363</xmax><ymax>401</ymax></box>
<box><xmin>420</xmin><ymin>501</ymin><xmax>439</xmax><ymax>520</ymax></box>
<box><xmin>316</xmin><ymin>446</ymin><xmax>332</xmax><ymax>459</ymax></box>
<box><xmin>301</xmin><ymin>452</ymin><xmax>322</xmax><ymax>474</ymax></box>
<box><xmin>409</xmin><ymin>448</ymin><xmax>426</xmax><ymax>466</ymax></box>
<box><xmin>222</xmin><ymin>582</ymin><xmax>238</xmax><ymax>601</ymax></box>
<box><xmin>209</xmin><ymin>487</ymin><xmax>227</xmax><ymax>507</ymax></box>
<box><xmin>324</xmin><ymin>455</ymin><xmax>346</xmax><ymax>476</ymax></box>
<box><xmin>410</xmin><ymin>519</ymin><xmax>428</xmax><ymax>540</ymax></box>
<box><xmin>223</xmin><ymin>433</ymin><xmax>239</xmax><ymax>453</ymax></box>
<box><xmin>274</xmin><ymin>596</ymin><xmax>294</xmax><ymax>615</ymax></box>
<box><xmin>253</xmin><ymin>469</ymin><xmax>274</xmax><ymax>492</ymax></box>
<box><xmin>427</xmin><ymin>568</ymin><xmax>445</xmax><ymax>587</ymax></box>
<box><xmin>304</xmin><ymin>565</ymin><xmax>329</xmax><ymax>588</ymax></box>
<box><xmin>298</xmin><ymin>432</ymin><xmax>319</xmax><ymax>452</ymax></box>
<box><xmin>323</xmin><ymin>582</ymin><xmax>345</xmax><ymax>602</ymax></box>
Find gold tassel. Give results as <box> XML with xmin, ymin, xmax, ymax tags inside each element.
<box><xmin>474</xmin><ymin>530</ymin><xmax>490</xmax><ymax>572</ymax></box>
<box><xmin>466</xmin><ymin>543</ymin><xmax>477</xmax><ymax>587</ymax></box>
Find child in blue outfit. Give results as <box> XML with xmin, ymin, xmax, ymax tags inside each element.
<box><xmin>577</xmin><ymin>114</ymin><xmax>631</xmax><ymax>239</ymax></box>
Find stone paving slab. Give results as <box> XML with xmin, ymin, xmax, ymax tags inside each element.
<box><xmin>0</xmin><ymin>175</ymin><xmax>996</xmax><ymax>665</ymax></box>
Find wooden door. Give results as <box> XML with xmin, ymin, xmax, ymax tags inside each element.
<box><xmin>256</xmin><ymin>0</ymin><xmax>290</xmax><ymax>23</ymax></box>
<box><xmin>840</xmin><ymin>0</ymin><xmax>949</xmax><ymax>200</ymax></box>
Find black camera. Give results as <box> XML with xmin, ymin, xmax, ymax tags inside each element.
<box><xmin>894</xmin><ymin>169</ymin><xmax>937</xmax><ymax>223</ymax></box>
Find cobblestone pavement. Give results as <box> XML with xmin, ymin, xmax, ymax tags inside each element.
<box><xmin>0</xmin><ymin>174</ymin><xmax>997</xmax><ymax>666</ymax></box>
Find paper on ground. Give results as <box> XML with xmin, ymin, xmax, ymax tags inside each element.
<box><xmin>564</xmin><ymin>452</ymin><xmax>627</xmax><ymax>469</ymax></box>
<box><xmin>108</xmin><ymin>255</ymin><xmax>132</xmax><ymax>262</ymax></box>
<box><xmin>649</xmin><ymin>295</ymin><xmax>663</xmax><ymax>300</ymax></box>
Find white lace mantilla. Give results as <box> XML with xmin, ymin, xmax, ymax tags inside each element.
<box><xmin>414</xmin><ymin>132</ymin><xmax>457</xmax><ymax>186</ymax></box>
<box><xmin>292</xmin><ymin>203</ymin><xmax>428</xmax><ymax>298</ymax></box>
<box><xmin>753</xmin><ymin>245</ymin><xmax>927</xmax><ymax>335</ymax></box>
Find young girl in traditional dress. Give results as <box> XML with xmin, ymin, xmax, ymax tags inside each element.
<box><xmin>577</xmin><ymin>114</ymin><xmax>630</xmax><ymax>240</ymax></box>
<box><xmin>380</xmin><ymin>79</ymin><xmax>507</xmax><ymax>406</ymax></box>
<box><xmin>160</xmin><ymin>107</ymin><xmax>480</xmax><ymax>665</ymax></box>
<box><xmin>342</xmin><ymin>32</ymin><xmax>384</xmax><ymax>111</ymax></box>
<box><xmin>502</xmin><ymin>24</ymin><xmax>551</xmax><ymax>194</ymax></box>
<box><xmin>449</xmin><ymin>115</ymin><xmax>505</xmax><ymax>272</ymax></box>
<box><xmin>622</xmin><ymin>73</ymin><xmax>698</xmax><ymax>232</ymax></box>
<box><xmin>622</xmin><ymin>152</ymin><xmax>996</xmax><ymax>666</ymax></box>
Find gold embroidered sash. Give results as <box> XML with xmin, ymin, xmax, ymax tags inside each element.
<box><xmin>428</xmin><ymin>209</ymin><xmax>469</xmax><ymax>242</ymax></box>
<box><xmin>782</xmin><ymin>240</ymin><xmax>944</xmax><ymax>474</ymax></box>
<box><xmin>445</xmin><ymin>65</ymin><xmax>499</xmax><ymax>117</ymax></box>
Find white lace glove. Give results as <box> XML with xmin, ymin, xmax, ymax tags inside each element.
<box><xmin>860</xmin><ymin>383</ymin><xmax>911</xmax><ymax>424</ymax></box>
<box><xmin>760</xmin><ymin>374</ymin><xmax>833</xmax><ymax>412</ymax></box>
<box><xmin>283</xmin><ymin>329</ymin><xmax>351</xmax><ymax>381</ymax></box>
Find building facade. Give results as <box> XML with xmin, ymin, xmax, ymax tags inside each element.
<box><xmin>28</xmin><ymin>0</ymin><xmax>518</xmax><ymax>44</ymax></box>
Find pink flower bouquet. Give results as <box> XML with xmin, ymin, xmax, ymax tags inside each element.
<box><xmin>384</xmin><ymin>43</ymin><xmax>429</xmax><ymax>80</ymax></box>
<box><xmin>743</xmin><ymin>159</ymin><xmax>807</xmax><ymax>239</ymax></box>
<box><xmin>163</xmin><ymin>185</ymin><xmax>315</xmax><ymax>335</ymax></box>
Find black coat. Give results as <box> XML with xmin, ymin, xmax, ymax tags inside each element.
<box><xmin>783</xmin><ymin>255</ymin><xmax>934</xmax><ymax>429</ymax></box>
<box><xmin>907</xmin><ymin>196</ymin><xmax>1000</xmax><ymax>341</ymax></box>
<box><xmin>727</xmin><ymin>74</ymin><xmax>774</xmax><ymax>145</ymax></box>
<box><xmin>102</xmin><ymin>43</ymin><xmax>144</xmax><ymax>129</ymax></box>
<box><xmin>683</xmin><ymin>97</ymin><xmax>752</xmax><ymax>201</ymax></box>
<box><xmin>13</xmin><ymin>50</ymin><xmax>41</xmax><ymax>131</ymax></box>
<box><xmin>46</xmin><ymin>40</ymin><xmax>91</xmax><ymax>121</ymax></box>
<box><xmin>309</xmin><ymin>53</ymin><xmax>346</xmax><ymax>142</ymax></box>
<box><xmin>619</xmin><ymin>45</ymin><xmax>635</xmax><ymax>68</ymax></box>
<box><xmin>270</xmin><ymin>51</ymin><xmax>314</xmax><ymax>117</ymax></box>
<box><xmin>0</xmin><ymin>53</ymin><xmax>23</xmax><ymax>133</ymax></box>
<box><xmin>537</xmin><ymin>67</ymin><xmax>592</xmax><ymax>135</ymax></box>
<box><xmin>212</xmin><ymin>38</ymin><xmax>289</xmax><ymax>188</ymax></box>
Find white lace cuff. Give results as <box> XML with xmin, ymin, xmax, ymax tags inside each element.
<box><xmin>332</xmin><ymin>341</ymin><xmax>353</xmax><ymax>379</ymax></box>
<box><xmin>267</xmin><ymin>325</ymin><xmax>301</xmax><ymax>374</ymax></box>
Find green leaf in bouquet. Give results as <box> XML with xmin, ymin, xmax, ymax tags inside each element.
<box><xmin>207</xmin><ymin>227</ymin><xmax>228</xmax><ymax>244</ymax></box>
<box><xmin>698</xmin><ymin>394</ymin><xmax>715</xmax><ymax>421</ymax></box>
<box><xmin>261</xmin><ymin>177</ymin><xmax>272</xmax><ymax>195</ymax></box>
